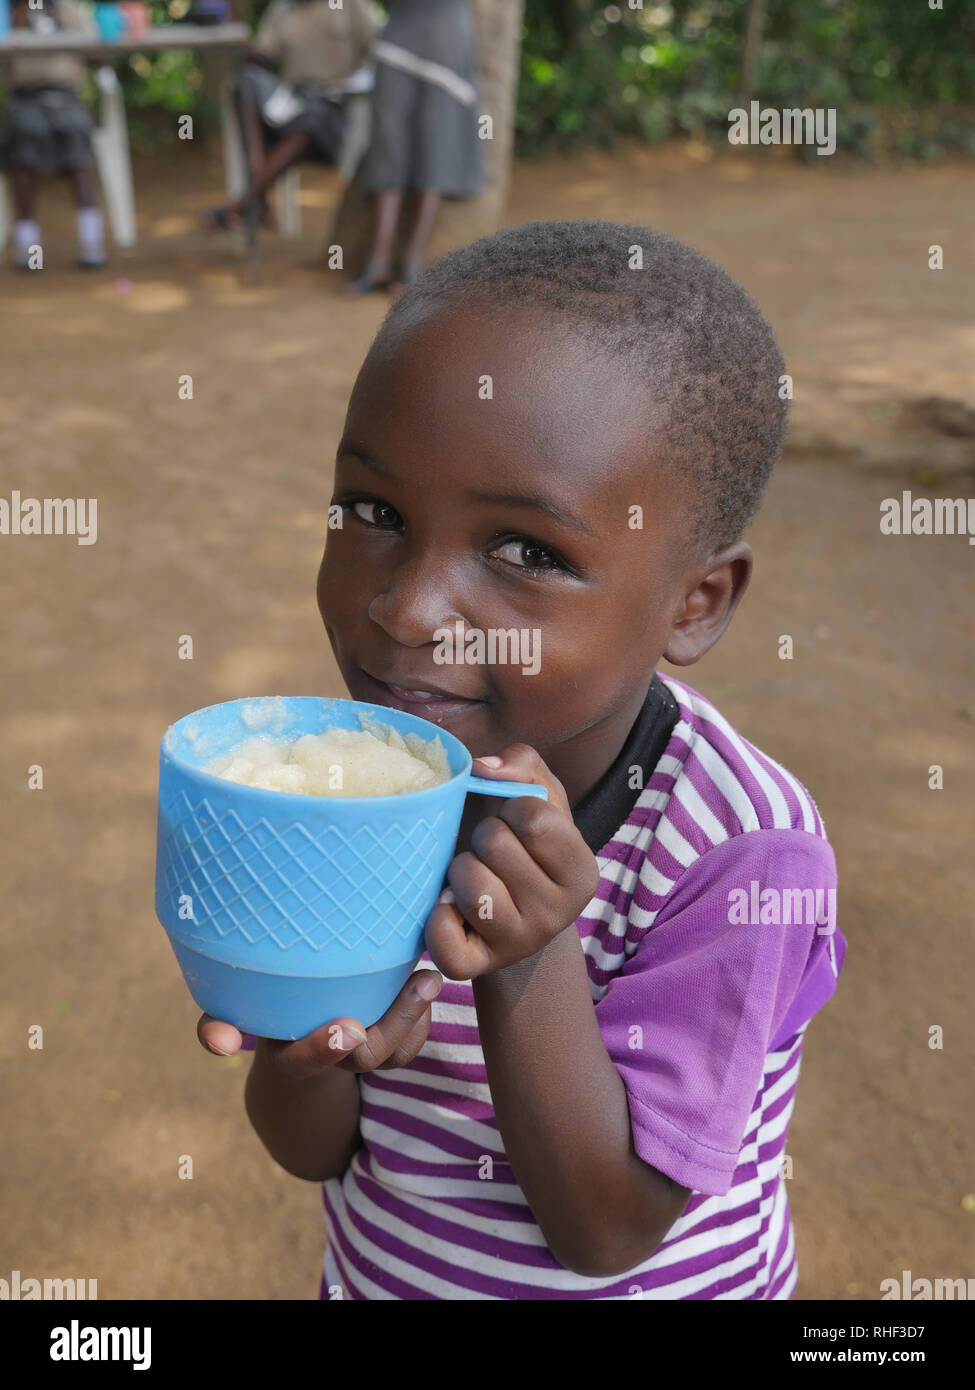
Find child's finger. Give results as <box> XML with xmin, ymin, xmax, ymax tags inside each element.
<box><xmin>468</xmin><ymin>814</ymin><xmax>564</xmax><ymax>917</ymax></box>
<box><xmin>425</xmin><ymin>889</ymin><xmax>496</xmax><ymax>980</ymax></box>
<box><xmin>448</xmin><ymin>850</ymin><xmax>525</xmax><ymax>948</ymax></box>
<box><xmin>197</xmin><ymin>1014</ymin><xmax>243</xmax><ymax>1057</ymax></box>
<box><xmin>342</xmin><ymin>970</ymin><xmax>443</xmax><ymax>1072</ymax></box>
<box><xmin>498</xmin><ymin>795</ymin><xmax>600</xmax><ymax>899</ymax></box>
<box><xmin>473</xmin><ymin>743</ymin><xmax>571</xmax><ymax>817</ymax></box>
<box><xmin>269</xmin><ymin>1015</ymin><xmax>371</xmax><ymax>1079</ymax></box>
<box><xmin>368</xmin><ymin>1000</ymin><xmax>436</xmax><ymax>1072</ymax></box>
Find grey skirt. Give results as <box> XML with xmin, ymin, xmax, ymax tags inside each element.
<box><xmin>360</xmin><ymin>0</ymin><xmax>483</xmax><ymax>197</ymax></box>
<box><xmin>360</xmin><ymin>59</ymin><xmax>484</xmax><ymax>196</ymax></box>
<box><xmin>0</xmin><ymin>86</ymin><xmax>94</xmax><ymax>175</ymax></box>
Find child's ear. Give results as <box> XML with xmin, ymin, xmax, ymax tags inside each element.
<box><xmin>663</xmin><ymin>541</ymin><xmax>753</xmax><ymax>667</ymax></box>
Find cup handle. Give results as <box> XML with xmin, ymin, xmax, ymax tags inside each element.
<box><xmin>467</xmin><ymin>775</ymin><xmax>548</xmax><ymax>800</ymax></box>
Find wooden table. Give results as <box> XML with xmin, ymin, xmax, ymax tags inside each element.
<box><xmin>0</xmin><ymin>22</ymin><xmax>251</xmax><ymax>61</ymax></box>
<box><xmin>0</xmin><ymin>23</ymin><xmax>257</xmax><ymax>265</ymax></box>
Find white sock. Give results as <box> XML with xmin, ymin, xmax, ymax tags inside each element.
<box><xmin>14</xmin><ymin>219</ymin><xmax>41</xmax><ymax>251</ymax></box>
<box><xmin>77</xmin><ymin>207</ymin><xmax>105</xmax><ymax>253</ymax></box>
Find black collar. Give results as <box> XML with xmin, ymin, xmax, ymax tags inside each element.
<box><xmin>572</xmin><ymin>674</ymin><xmax>679</xmax><ymax>856</ymax></box>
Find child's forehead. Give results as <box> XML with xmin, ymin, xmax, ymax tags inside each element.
<box><xmin>353</xmin><ymin>301</ymin><xmax>671</xmax><ymax>499</ymax></box>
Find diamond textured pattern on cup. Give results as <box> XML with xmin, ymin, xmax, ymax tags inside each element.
<box><xmin>160</xmin><ymin>792</ymin><xmax>447</xmax><ymax>952</ymax></box>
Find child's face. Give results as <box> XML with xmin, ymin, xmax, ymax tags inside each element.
<box><xmin>317</xmin><ymin>301</ymin><xmax>732</xmax><ymax>805</ymax></box>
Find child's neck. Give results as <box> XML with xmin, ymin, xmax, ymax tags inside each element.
<box><xmin>454</xmin><ymin>682</ymin><xmax>653</xmax><ymax>853</ymax></box>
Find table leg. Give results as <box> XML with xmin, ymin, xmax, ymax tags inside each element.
<box><xmin>231</xmin><ymin>55</ymin><xmax>261</xmax><ymax>284</ymax></box>
<box><xmin>92</xmin><ymin>66</ymin><xmax>137</xmax><ymax>249</ymax></box>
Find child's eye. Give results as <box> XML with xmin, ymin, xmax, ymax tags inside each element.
<box><xmin>347</xmin><ymin>499</ymin><xmax>402</xmax><ymax>529</ymax></box>
<box><xmin>490</xmin><ymin>538</ymin><xmax>563</xmax><ymax>573</ymax></box>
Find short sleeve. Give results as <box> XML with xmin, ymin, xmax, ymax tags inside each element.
<box><xmin>252</xmin><ymin>0</ymin><xmax>286</xmax><ymax>62</ymax></box>
<box><xmin>595</xmin><ymin>828</ymin><xmax>842</xmax><ymax>1196</ymax></box>
<box><xmin>348</xmin><ymin>0</ymin><xmax>378</xmax><ymax>62</ymax></box>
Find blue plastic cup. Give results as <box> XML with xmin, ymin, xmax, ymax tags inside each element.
<box><xmin>94</xmin><ymin>3</ymin><xmax>127</xmax><ymax>41</ymax></box>
<box><xmin>155</xmin><ymin>696</ymin><xmax>547</xmax><ymax>1039</ymax></box>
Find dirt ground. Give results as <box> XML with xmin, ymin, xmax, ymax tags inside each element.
<box><xmin>1</xmin><ymin>139</ymin><xmax>973</xmax><ymax>1300</ymax></box>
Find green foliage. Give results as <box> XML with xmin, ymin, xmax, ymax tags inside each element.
<box><xmin>6</xmin><ymin>0</ymin><xmax>969</xmax><ymax>160</ymax></box>
<box><xmin>110</xmin><ymin>2</ymin><xmax>220</xmax><ymax>146</ymax></box>
<box><xmin>517</xmin><ymin>0</ymin><xmax>975</xmax><ymax>158</ymax></box>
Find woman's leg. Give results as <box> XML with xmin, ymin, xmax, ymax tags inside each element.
<box><xmin>394</xmin><ymin>187</ymin><xmax>441</xmax><ymax>289</ymax></box>
<box><xmin>346</xmin><ymin>188</ymin><xmax>402</xmax><ymax>293</ymax></box>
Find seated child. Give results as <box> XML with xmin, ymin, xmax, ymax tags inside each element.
<box><xmin>204</xmin><ymin>0</ymin><xmax>376</xmax><ymax>231</ymax></box>
<box><xmin>0</xmin><ymin>0</ymin><xmax>106</xmax><ymax>270</ymax></box>
<box><xmin>199</xmin><ymin>220</ymin><xmax>846</xmax><ymax>1299</ymax></box>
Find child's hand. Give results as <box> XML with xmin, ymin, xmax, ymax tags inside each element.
<box><xmin>426</xmin><ymin>745</ymin><xmax>600</xmax><ymax>981</ymax></box>
<box><xmin>196</xmin><ymin>969</ymin><xmax>443</xmax><ymax>1077</ymax></box>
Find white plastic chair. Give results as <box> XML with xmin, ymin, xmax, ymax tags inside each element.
<box><xmin>90</xmin><ymin>65</ymin><xmax>136</xmax><ymax>248</ymax></box>
<box><xmin>0</xmin><ymin>65</ymin><xmax>136</xmax><ymax>252</ymax></box>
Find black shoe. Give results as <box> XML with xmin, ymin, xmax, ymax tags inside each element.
<box><xmin>345</xmin><ymin>260</ymin><xmax>394</xmax><ymax>296</ymax></box>
<box><xmin>393</xmin><ymin>260</ymin><xmax>425</xmax><ymax>288</ymax></box>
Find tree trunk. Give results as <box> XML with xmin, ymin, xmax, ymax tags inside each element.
<box><xmin>738</xmin><ymin>0</ymin><xmax>767</xmax><ymax>106</ymax></box>
<box><xmin>328</xmin><ymin>0</ymin><xmax>525</xmax><ymax>277</ymax></box>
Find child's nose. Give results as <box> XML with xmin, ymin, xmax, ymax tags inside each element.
<box><xmin>367</xmin><ymin>562</ymin><xmax>463</xmax><ymax>647</ymax></box>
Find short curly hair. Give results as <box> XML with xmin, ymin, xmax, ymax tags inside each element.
<box><xmin>374</xmin><ymin>220</ymin><xmax>789</xmax><ymax>553</ymax></box>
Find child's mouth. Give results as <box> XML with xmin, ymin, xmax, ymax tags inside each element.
<box><xmin>358</xmin><ymin>667</ymin><xmax>487</xmax><ymax>723</ymax></box>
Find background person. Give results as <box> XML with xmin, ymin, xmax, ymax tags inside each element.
<box><xmin>350</xmin><ymin>0</ymin><xmax>484</xmax><ymax>295</ymax></box>
<box><xmin>204</xmin><ymin>0</ymin><xmax>377</xmax><ymax>232</ymax></box>
<box><xmin>0</xmin><ymin>0</ymin><xmax>106</xmax><ymax>269</ymax></box>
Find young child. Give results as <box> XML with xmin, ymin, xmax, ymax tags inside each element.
<box><xmin>204</xmin><ymin>0</ymin><xmax>376</xmax><ymax>232</ymax></box>
<box><xmin>199</xmin><ymin>220</ymin><xmax>846</xmax><ymax>1299</ymax></box>
<box><xmin>0</xmin><ymin>0</ymin><xmax>106</xmax><ymax>269</ymax></box>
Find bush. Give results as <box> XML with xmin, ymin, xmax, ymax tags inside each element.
<box><xmin>516</xmin><ymin>0</ymin><xmax>975</xmax><ymax>158</ymax></box>
<box><xmin>4</xmin><ymin>0</ymin><xmax>970</xmax><ymax>160</ymax></box>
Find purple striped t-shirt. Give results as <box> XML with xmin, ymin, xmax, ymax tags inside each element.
<box><xmin>313</xmin><ymin>676</ymin><xmax>845</xmax><ymax>1299</ymax></box>
<box><xmin>314</xmin><ymin>678</ymin><xmax>845</xmax><ymax>1295</ymax></box>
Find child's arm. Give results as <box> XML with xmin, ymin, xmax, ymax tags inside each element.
<box><xmin>429</xmin><ymin>744</ymin><xmax>836</xmax><ymax>1279</ymax></box>
<box><xmin>243</xmin><ymin>1039</ymin><xmax>362</xmax><ymax>1182</ymax></box>
<box><xmin>472</xmin><ymin>928</ymin><xmax>693</xmax><ymax>1277</ymax></box>
<box><xmin>245</xmin><ymin>0</ymin><xmax>286</xmax><ymax>73</ymax></box>
<box><xmin>198</xmin><ymin>970</ymin><xmax>442</xmax><ymax>1182</ymax></box>
<box><xmin>348</xmin><ymin>0</ymin><xmax>379</xmax><ymax>68</ymax></box>
<box><xmin>426</xmin><ymin>747</ymin><xmax>693</xmax><ymax>1278</ymax></box>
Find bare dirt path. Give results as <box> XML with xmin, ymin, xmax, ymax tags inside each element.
<box><xmin>1</xmin><ymin>141</ymin><xmax>972</xmax><ymax>1299</ymax></box>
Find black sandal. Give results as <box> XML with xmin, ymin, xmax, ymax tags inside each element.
<box><xmin>346</xmin><ymin>260</ymin><xmax>395</xmax><ymax>295</ymax></box>
<box><xmin>394</xmin><ymin>260</ymin><xmax>425</xmax><ymax>287</ymax></box>
<box><xmin>203</xmin><ymin>199</ymin><xmax>275</xmax><ymax>233</ymax></box>
<box><xmin>203</xmin><ymin>204</ymin><xmax>242</xmax><ymax>232</ymax></box>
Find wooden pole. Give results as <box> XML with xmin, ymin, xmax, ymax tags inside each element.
<box><xmin>739</xmin><ymin>0</ymin><xmax>767</xmax><ymax>106</ymax></box>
